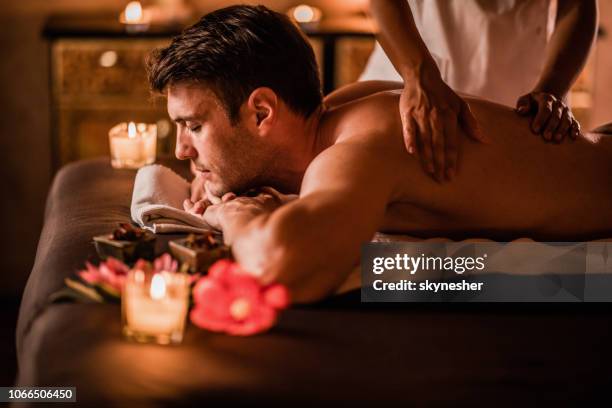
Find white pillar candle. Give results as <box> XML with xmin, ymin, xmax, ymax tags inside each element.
<box><xmin>122</xmin><ymin>270</ymin><xmax>190</xmax><ymax>345</ymax></box>
<box><xmin>109</xmin><ymin>122</ymin><xmax>157</xmax><ymax>169</ymax></box>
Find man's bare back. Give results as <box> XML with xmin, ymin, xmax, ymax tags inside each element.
<box><xmin>161</xmin><ymin>5</ymin><xmax>610</xmax><ymax>301</ymax></box>
<box><xmin>318</xmin><ymin>88</ymin><xmax>612</xmax><ymax>241</ymax></box>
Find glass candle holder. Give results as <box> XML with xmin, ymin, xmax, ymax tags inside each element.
<box><xmin>109</xmin><ymin>122</ymin><xmax>157</xmax><ymax>169</ymax></box>
<box><xmin>122</xmin><ymin>270</ymin><xmax>190</xmax><ymax>345</ymax></box>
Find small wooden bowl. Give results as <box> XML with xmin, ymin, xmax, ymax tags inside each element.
<box><xmin>93</xmin><ymin>224</ymin><xmax>156</xmax><ymax>264</ymax></box>
<box><xmin>169</xmin><ymin>234</ymin><xmax>230</xmax><ymax>273</ymax></box>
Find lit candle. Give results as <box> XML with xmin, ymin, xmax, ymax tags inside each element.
<box><xmin>122</xmin><ymin>270</ymin><xmax>190</xmax><ymax>345</ymax></box>
<box><xmin>289</xmin><ymin>4</ymin><xmax>322</xmax><ymax>24</ymax></box>
<box><xmin>119</xmin><ymin>1</ymin><xmax>151</xmax><ymax>32</ymax></box>
<box><xmin>109</xmin><ymin>122</ymin><xmax>157</xmax><ymax>169</ymax></box>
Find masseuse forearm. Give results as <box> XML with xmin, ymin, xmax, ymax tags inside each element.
<box><xmin>369</xmin><ymin>0</ymin><xmax>439</xmax><ymax>80</ymax></box>
<box><xmin>534</xmin><ymin>0</ymin><xmax>598</xmax><ymax>98</ymax></box>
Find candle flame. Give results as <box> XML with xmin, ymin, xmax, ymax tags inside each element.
<box><xmin>293</xmin><ymin>5</ymin><xmax>318</xmax><ymax>23</ymax></box>
<box><xmin>150</xmin><ymin>274</ymin><xmax>166</xmax><ymax>300</ymax></box>
<box><xmin>124</xmin><ymin>1</ymin><xmax>143</xmax><ymax>23</ymax></box>
<box><xmin>128</xmin><ymin>121</ymin><xmax>137</xmax><ymax>138</ymax></box>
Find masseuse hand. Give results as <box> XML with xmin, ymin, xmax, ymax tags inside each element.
<box><xmin>516</xmin><ymin>91</ymin><xmax>581</xmax><ymax>142</ymax></box>
<box><xmin>401</xmin><ymin>68</ymin><xmax>486</xmax><ymax>182</ymax></box>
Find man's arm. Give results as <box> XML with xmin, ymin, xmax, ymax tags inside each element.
<box><xmin>516</xmin><ymin>0</ymin><xmax>598</xmax><ymax>141</ymax></box>
<box><xmin>205</xmin><ymin>139</ymin><xmax>400</xmax><ymax>303</ymax></box>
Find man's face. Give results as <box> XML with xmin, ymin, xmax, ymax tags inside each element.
<box><xmin>167</xmin><ymin>83</ymin><xmax>268</xmax><ymax>197</ymax></box>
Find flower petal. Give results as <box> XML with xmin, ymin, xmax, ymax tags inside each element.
<box><xmin>190</xmin><ymin>306</ymin><xmax>233</xmax><ymax>332</ymax></box>
<box><xmin>226</xmin><ymin>305</ymin><xmax>276</xmax><ymax>336</ymax></box>
<box><xmin>263</xmin><ymin>284</ymin><xmax>290</xmax><ymax>309</ymax></box>
<box><xmin>207</xmin><ymin>259</ymin><xmax>237</xmax><ymax>281</ymax></box>
<box><xmin>105</xmin><ymin>257</ymin><xmax>130</xmax><ymax>275</ymax></box>
<box><xmin>78</xmin><ymin>270</ymin><xmax>101</xmax><ymax>285</ymax></box>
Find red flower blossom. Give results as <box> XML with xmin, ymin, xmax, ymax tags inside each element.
<box><xmin>190</xmin><ymin>259</ymin><xmax>290</xmax><ymax>336</ymax></box>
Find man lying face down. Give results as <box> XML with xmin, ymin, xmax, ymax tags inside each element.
<box><xmin>147</xmin><ymin>5</ymin><xmax>612</xmax><ymax>302</ymax></box>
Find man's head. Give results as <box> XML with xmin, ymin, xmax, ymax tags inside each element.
<box><xmin>146</xmin><ymin>5</ymin><xmax>323</xmax><ymax>196</ymax></box>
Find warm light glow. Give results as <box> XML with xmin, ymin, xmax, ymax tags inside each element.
<box><xmin>292</xmin><ymin>4</ymin><xmax>321</xmax><ymax>23</ymax></box>
<box><xmin>150</xmin><ymin>274</ymin><xmax>166</xmax><ymax>300</ymax></box>
<box><xmin>127</xmin><ymin>122</ymin><xmax>137</xmax><ymax>139</ymax></box>
<box><xmin>124</xmin><ymin>1</ymin><xmax>143</xmax><ymax>23</ymax></box>
<box><xmin>134</xmin><ymin>269</ymin><xmax>145</xmax><ymax>284</ymax></box>
<box><xmin>99</xmin><ymin>50</ymin><xmax>118</xmax><ymax>68</ymax></box>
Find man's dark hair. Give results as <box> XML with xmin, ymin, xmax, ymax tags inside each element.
<box><xmin>147</xmin><ymin>4</ymin><xmax>323</xmax><ymax>123</ymax></box>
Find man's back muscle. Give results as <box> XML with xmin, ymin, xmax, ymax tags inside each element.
<box><xmin>320</xmin><ymin>91</ymin><xmax>612</xmax><ymax>240</ymax></box>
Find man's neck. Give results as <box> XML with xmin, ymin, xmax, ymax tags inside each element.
<box><xmin>263</xmin><ymin>104</ymin><xmax>331</xmax><ymax>193</ymax></box>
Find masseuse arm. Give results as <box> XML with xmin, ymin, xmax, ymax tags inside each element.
<box><xmin>368</xmin><ymin>0</ymin><xmax>485</xmax><ymax>182</ymax></box>
<box><xmin>516</xmin><ymin>0</ymin><xmax>598</xmax><ymax>141</ymax></box>
<box><xmin>208</xmin><ymin>139</ymin><xmax>398</xmax><ymax>303</ymax></box>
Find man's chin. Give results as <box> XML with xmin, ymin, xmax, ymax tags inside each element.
<box><xmin>207</xmin><ymin>178</ymin><xmax>240</xmax><ymax>199</ymax></box>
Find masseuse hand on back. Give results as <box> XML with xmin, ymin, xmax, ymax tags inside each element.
<box><xmin>402</xmin><ymin>71</ymin><xmax>581</xmax><ymax>184</ymax></box>
<box><xmin>516</xmin><ymin>91</ymin><xmax>581</xmax><ymax>142</ymax></box>
<box><xmin>400</xmin><ymin>62</ymin><xmax>485</xmax><ymax>182</ymax></box>
<box><xmin>402</xmin><ymin>77</ymin><xmax>580</xmax><ymax>183</ymax></box>
<box><xmin>369</xmin><ymin>0</ymin><xmax>593</xmax><ymax>184</ymax></box>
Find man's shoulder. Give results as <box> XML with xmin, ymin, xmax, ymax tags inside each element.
<box><xmin>327</xmin><ymin>90</ymin><xmax>403</xmax><ymax>146</ymax></box>
<box><xmin>302</xmin><ymin>93</ymin><xmax>408</xmax><ymax>192</ymax></box>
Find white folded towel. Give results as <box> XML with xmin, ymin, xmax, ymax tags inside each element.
<box><xmin>130</xmin><ymin>164</ymin><xmax>213</xmax><ymax>234</ymax></box>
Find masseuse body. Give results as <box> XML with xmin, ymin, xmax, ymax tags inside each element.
<box><xmin>365</xmin><ymin>0</ymin><xmax>598</xmax><ymax>181</ymax></box>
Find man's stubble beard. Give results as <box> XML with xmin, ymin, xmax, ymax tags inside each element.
<box><xmin>214</xmin><ymin>127</ymin><xmax>277</xmax><ymax>196</ymax></box>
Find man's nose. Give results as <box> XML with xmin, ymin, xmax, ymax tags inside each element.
<box><xmin>175</xmin><ymin>129</ymin><xmax>197</xmax><ymax>160</ymax></box>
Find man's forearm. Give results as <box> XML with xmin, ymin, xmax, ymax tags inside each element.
<box><xmin>368</xmin><ymin>0</ymin><xmax>439</xmax><ymax>81</ymax></box>
<box><xmin>533</xmin><ymin>0</ymin><xmax>598</xmax><ymax>98</ymax></box>
<box><xmin>218</xmin><ymin>198</ymin><xmax>364</xmax><ymax>303</ymax></box>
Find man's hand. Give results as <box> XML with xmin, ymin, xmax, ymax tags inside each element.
<box><xmin>184</xmin><ymin>173</ymin><xmax>211</xmax><ymax>215</ymax></box>
<box><xmin>401</xmin><ymin>70</ymin><xmax>486</xmax><ymax>182</ymax></box>
<box><xmin>183</xmin><ymin>174</ymin><xmax>237</xmax><ymax>215</ymax></box>
<box><xmin>516</xmin><ymin>91</ymin><xmax>581</xmax><ymax>142</ymax></box>
<box><xmin>202</xmin><ymin>187</ymin><xmax>296</xmax><ymax>233</ymax></box>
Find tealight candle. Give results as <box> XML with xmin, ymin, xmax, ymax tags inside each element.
<box><xmin>109</xmin><ymin>122</ymin><xmax>157</xmax><ymax>169</ymax></box>
<box><xmin>119</xmin><ymin>1</ymin><xmax>151</xmax><ymax>32</ymax></box>
<box><xmin>122</xmin><ymin>270</ymin><xmax>190</xmax><ymax>345</ymax></box>
<box><xmin>288</xmin><ymin>4</ymin><xmax>322</xmax><ymax>24</ymax></box>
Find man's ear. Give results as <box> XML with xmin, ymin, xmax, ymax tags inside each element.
<box><xmin>245</xmin><ymin>87</ymin><xmax>278</xmax><ymax>135</ymax></box>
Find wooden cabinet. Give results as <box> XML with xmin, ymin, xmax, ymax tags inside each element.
<box><xmin>49</xmin><ymin>37</ymin><xmax>175</xmax><ymax>169</ymax></box>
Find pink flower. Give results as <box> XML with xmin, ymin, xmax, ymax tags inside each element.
<box><xmin>78</xmin><ymin>253</ymin><xmax>181</xmax><ymax>294</ymax></box>
<box><xmin>152</xmin><ymin>253</ymin><xmax>178</xmax><ymax>273</ymax></box>
<box><xmin>78</xmin><ymin>257</ymin><xmax>129</xmax><ymax>293</ymax></box>
<box><xmin>190</xmin><ymin>259</ymin><xmax>290</xmax><ymax>336</ymax></box>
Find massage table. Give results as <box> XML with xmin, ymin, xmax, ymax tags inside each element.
<box><xmin>15</xmin><ymin>157</ymin><xmax>612</xmax><ymax>406</ymax></box>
